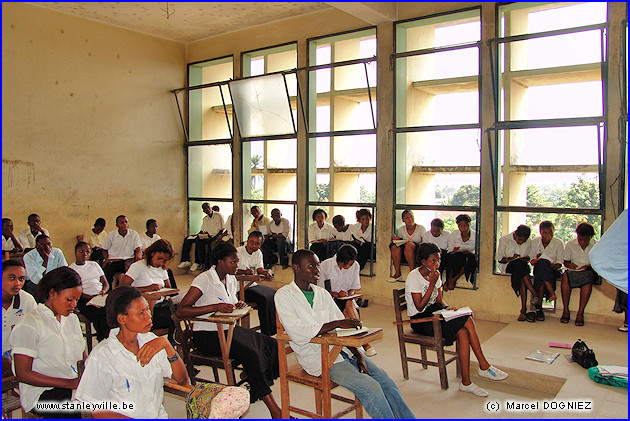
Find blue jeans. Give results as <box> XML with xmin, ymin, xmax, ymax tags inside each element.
<box><xmin>330</xmin><ymin>351</ymin><xmax>415</xmax><ymax>419</ymax></box>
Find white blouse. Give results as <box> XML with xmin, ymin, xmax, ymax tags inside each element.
<box><xmin>190</xmin><ymin>267</ymin><xmax>238</xmax><ymax>332</ymax></box>
<box><xmin>405</xmin><ymin>269</ymin><xmax>442</xmax><ymax>317</ymax></box>
<box><xmin>395</xmin><ymin>224</ymin><xmax>426</xmax><ymax>244</ymax></box>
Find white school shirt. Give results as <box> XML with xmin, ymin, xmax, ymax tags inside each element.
<box><xmin>102</xmin><ymin>229</ymin><xmax>142</xmax><ymax>260</ymax></box>
<box><xmin>496</xmin><ymin>233</ymin><xmax>532</xmax><ymax>274</ymax></box>
<box><xmin>331</xmin><ymin>227</ymin><xmax>354</xmax><ymax>242</ymax></box>
<box><xmin>422</xmin><ymin>230</ymin><xmax>450</xmax><ymax>250</ymax></box>
<box><xmin>83</xmin><ymin>229</ymin><xmax>107</xmax><ymax>249</ymax></box>
<box><xmin>139</xmin><ymin>232</ymin><xmax>161</xmax><ymax>252</ymax></box>
<box><xmin>125</xmin><ymin>260</ymin><xmax>167</xmax><ymax>289</ymax></box>
<box><xmin>201</xmin><ymin>212</ymin><xmax>225</xmax><ymax>236</ymax></box>
<box><xmin>17</xmin><ymin>227</ymin><xmax>49</xmax><ymax>250</ymax></box>
<box><xmin>564</xmin><ymin>238</ymin><xmax>598</xmax><ymax>268</ymax></box>
<box><xmin>317</xmin><ymin>257</ymin><xmax>361</xmax><ymax>293</ymax></box>
<box><xmin>224</xmin><ymin>214</ymin><xmax>234</xmax><ymax>241</ymax></box>
<box><xmin>10</xmin><ymin>304</ymin><xmax>84</xmax><ymax>412</ymax></box>
<box><xmin>23</xmin><ymin>248</ymin><xmax>68</xmax><ymax>284</ymax></box>
<box><xmin>75</xmin><ymin>328</ymin><xmax>172</xmax><ymax>419</ymax></box>
<box><xmin>2</xmin><ymin>235</ymin><xmax>17</xmax><ymax>251</ymax></box>
<box><xmin>395</xmin><ymin>224</ymin><xmax>425</xmax><ymax>244</ymax></box>
<box><xmin>248</xmin><ymin>215</ymin><xmax>272</xmax><ymax>236</ymax></box>
<box><xmin>236</xmin><ymin>245</ymin><xmax>263</xmax><ymax>288</ymax></box>
<box><xmin>2</xmin><ymin>290</ymin><xmax>37</xmax><ymax>355</ymax></box>
<box><xmin>349</xmin><ymin>223</ymin><xmax>372</xmax><ymax>243</ymax></box>
<box><xmin>529</xmin><ymin>237</ymin><xmax>564</xmax><ymax>265</ymax></box>
<box><xmin>267</xmin><ymin>218</ymin><xmax>292</xmax><ymax>241</ymax></box>
<box><xmin>405</xmin><ymin>268</ymin><xmax>442</xmax><ymax>317</ymax></box>
<box><xmin>447</xmin><ymin>229</ymin><xmax>476</xmax><ymax>253</ymax></box>
<box><xmin>275</xmin><ymin>282</ymin><xmax>347</xmax><ymax>377</ymax></box>
<box><xmin>308</xmin><ymin>222</ymin><xmax>334</xmax><ymax>243</ymax></box>
<box><xmin>69</xmin><ymin>261</ymin><xmax>105</xmax><ymax>296</ymax></box>
<box><xmin>190</xmin><ymin>267</ymin><xmax>238</xmax><ymax>332</ymax></box>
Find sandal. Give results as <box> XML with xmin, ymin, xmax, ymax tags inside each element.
<box><xmin>517</xmin><ymin>312</ymin><xmax>527</xmax><ymax>322</ymax></box>
<box><xmin>575</xmin><ymin>313</ymin><xmax>584</xmax><ymax>326</ymax></box>
<box><xmin>525</xmin><ymin>312</ymin><xmax>536</xmax><ymax>323</ymax></box>
<box><xmin>560</xmin><ymin>311</ymin><xmax>570</xmax><ymax>324</ymax></box>
<box><xmin>536</xmin><ymin>309</ymin><xmax>545</xmax><ymax>321</ymax></box>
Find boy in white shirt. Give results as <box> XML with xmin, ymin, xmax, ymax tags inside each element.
<box><xmin>529</xmin><ymin>221</ymin><xmax>564</xmax><ymax>320</ymax></box>
<box><xmin>2</xmin><ymin>218</ymin><xmax>23</xmax><ymax>255</ymax></box>
<box><xmin>261</xmin><ymin>208</ymin><xmax>292</xmax><ymax>269</ymax></box>
<box><xmin>139</xmin><ymin>219</ymin><xmax>161</xmax><ymax>252</ymax></box>
<box><xmin>17</xmin><ymin>214</ymin><xmax>49</xmax><ymax>252</ymax></box>
<box><xmin>102</xmin><ymin>215</ymin><xmax>142</xmax><ymax>288</ymax></box>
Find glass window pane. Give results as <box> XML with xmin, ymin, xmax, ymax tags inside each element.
<box><xmin>333</xmin><ymin>134</ymin><xmax>376</xmax><ymax>168</ymax></box>
<box><xmin>398</xmin><ymin>130</ymin><xmax>481</xmax><ymax>168</ymax></box>
<box><xmin>189</xmin><ymin>85</ymin><xmax>232</xmax><ymax>141</ymax></box>
<box><xmin>334</xmin><ymin>62</ymin><xmax>374</xmax><ymax>92</ymax></box>
<box><xmin>500</xmin><ymin>3</ymin><xmax>607</xmax><ymax>37</ymax></box>
<box><xmin>189</xmin><ymin>57</ymin><xmax>233</xmax><ymax>88</ymax></box>
<box><xmin>316</xmin><ymin>137</ymin><xmax>330</xmax><ymax>168</ymax></box>
<box><xmin>267</xmin><ymin>138</ymin><xmax>297</xmax><ymax>169</ymax></box>
<box><xmin>311</xmin><ymin>173</ymin><xmax>330</xmax><ymax>202</ymax></box>
<box><xmin>332</xmin><ymin>97</ymin><xmax>376</xmax><ymax>132</ymax></box>
<box><xmin>188</xmin><ymin>200</ymin><xmax>234</xmax><ymax>235</ymax></box>
<box><xmin>188</xmin><ymin>145</ymin><xmax>232</xmax><ymax>199</ymax></box>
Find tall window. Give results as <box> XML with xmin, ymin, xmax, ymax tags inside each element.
<box><xmin>187</xmin><ymin>57</ymin><xmax>234</xmax><ymax>233</ymax></box>
<box><xmin>491</xmin><ymin>2</ymin><xmax>607</xmax><ymax>261</ymax></box>
<box><xmin>394</xmin><ymin>9</ymin><xmax>481</xmax><ymax>285</ymax></box>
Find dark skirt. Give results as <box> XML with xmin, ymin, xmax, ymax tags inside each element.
<box><xmin>566</xmin><ymin>268</ymin><xmax>600</xmax><ymax>289</ymax></box>
<box><xmin>77</xmin><ymin>297</ymin><xmax>110</xmax><ymax>342</ymax></box>
<box><xmin>446</xmin><ymin>252</ymin><xmax>477</xmax><ymax>284</ymax></box>
<box><xmin>532</xmin><ymin>259</ymin><xmax>560</xmax><ymax>295</ymax></box>
<box><xmin>193</xmin><ymin>327</ymin><xmax>278</xmax><ymax>403</ymax></box>
<box><xmin>506</xmin><ymin>259</ymin><xmax>530</xmax><ymax>296</ymax></box>
<box><xmin>410</xmin><ymin>302</ymin><xmax>469</xmax><ymax>346</ymax></box>
<box><xmin>30</xmin><ymin>387</ymin><xmax>81</xmax><ymax>419</ymax></box>
<box><xmin>613</xmin><ymin>290</ymin><xmax>628</xmax><ymax>313</ymax></box>
<box><xmin>309</xmin><ymin>242</ymin><xmax>328</xmax><ymax>263</ymax></box>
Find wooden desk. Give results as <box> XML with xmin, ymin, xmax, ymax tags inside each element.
<box><xmin>236</xmin><ymin>274</ymin><xmax>273</xmax><ymax>329</ymax></box>
<box><xmin>142</xmin><ymin>287</ymin><xmax>180</xmax><ymax>301</ymax></box>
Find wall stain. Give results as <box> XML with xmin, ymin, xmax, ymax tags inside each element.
<box><xmin>2</xmin><ymin>159</ymin><xmax>35</xmax><ymax>188</ymax></box>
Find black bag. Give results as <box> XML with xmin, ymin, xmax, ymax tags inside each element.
<box><xmin>571</xmin><ymin>339</ymin><xmax>598</xmax><ymax>369</ymax></box>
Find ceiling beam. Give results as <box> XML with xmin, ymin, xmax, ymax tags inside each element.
<box><xmin>326</xmin><ymin>2</ymin><xmax>398</xmax><ymax>25</ymax></box>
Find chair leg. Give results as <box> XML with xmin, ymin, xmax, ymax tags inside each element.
<box><xmin>355</xmin><ymin>398</ymin><xmax>363</xmax><ymax>419</ymax></box>
<box><xmin>314</xmin><ymin>389</ymin><xmax>323</xmax><ymax>416</ymax></box>
<box><xmin>85</xmin><ymin>321</ymin><xmax>93</xmax><ymax>354</ymax></box>
<box><xmin>420</xmin><ymin>345</ymin><xmax>428</xmax><ymax>369</ymax></box>
<box><xmin>212</xmin><ymin>366</ymin><xmax>220</xmax><ymax>383</ymax></box>
<box><xmin>436</xmin><ymin>345</ymin><xmax>449</xmax><ymax>390</ymax></box>
<box><xmin>398</xmin><ymin>340</ymin><xmax>409</xmax><ymax>380</ymax></box>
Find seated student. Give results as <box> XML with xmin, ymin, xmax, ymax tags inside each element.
<box><xmin>75</xmin><ymin>286</ymin><xmax>189</xmax><ymax>419</ymax></box>
<box><xmin>2</xmin><ymin>260</ymin><xmax>37</xmax><ymax>378</ymax></box>
<box><xmin>23</xmin><ymin>234</ymin><xmax>68</xmax><ymax>299</ymax></box>
<box><xmin>275</xmin><ymin>249</ymin><xmax>415</xmax><ymax>419</ymax></box>
<box><xmin>120</xmin><ymin>239</ymin><xmax>176</xmax><ymax>342</ymax></box>
<box><xmin>236</xmin><ymin>231</ymin><xmax>277</xmax><ymax>336</ymax></box>
<box><xmin>69</xmin><ymin>242</ymin><xmax>110</xmax><ymax>342</ymax></box>
<box><xmin>18</xmin><ymin>214</ymin><xmax>49</xmax><ymax>252</ymax></box>
<box><xmin>497</xmin><ymin>224</ymin><xmax>538</xmax><ymax>322</ymax></box>
<box><xmin>176</xmin><ymin>242</ymin><xmax>282</xmax><ymax>418</ymax></box>
<box><xmin>529</xmin><ymin>221</ymin><xmax>564</xmax><ymax>321</ymax></box>
<box><xmin>326</xmin><ymin>214</ymin><xmax>353</xmax><ymax>258</ymax></box>
<box><xmin>2</xmin><ymin>218</ymin><xmax>24</xmax><ymax>256</ymax></box>
<box><xmin>308</xmin><ymin>209</ymin><xmax>334</xmax><ymax>262</ymax></box>
<box><xmin>11</xmin><ymin>267</ymin><xmax>85</xmax><ymax>418</ymax></box>
<box><xmin>421</xmin><ymin>218</ymin><xmax>450</xmax><ymax>275</ymax></box>
<box><xmin>140</xmin><ymin>219</ymin><xmax>162</xmax><ymax>252</ymax></box>
<box><xmin>224</xmin><ymin>213</ymin><xmax>234</xmax><ymax>244</ymax></box>
<box><xmin>444</xmin><ymin>214</ymin><xmax>477</xmax><ymax>291</ymax></box>
<box><xmin>349</xmin><ymin>208</ymin><xmax>375</xmax><ymax>270</ymax></box>
<box><xmin>560</xmin><ymin>222</ymin><xmax>600</xmax><ymax>327</ymax></box>
<box><xmin>247</xmin><ymin>205</ymin><xmax>272</xmax><ymax>236</ymax></box>
<box><xmin>318</xmin><ymin>244</ymin><xmax>376</xmax><ymax>356</ymax></box>
<box><xmin>406</xmin><ymin>243</ymin><xmax>508</xmax><ymax>397</ymax></box>
<box><xmin>261</xmin><ymin>208</ymin><xmax>292</xmax><ymax>269</ymax></box>
<box><xmin>81</xmin><ymin>218</ymin><xmax>107</xmax><ymax>266</ymax></box>
<box><xmin>388</xmin><ymin>209</ymin><xmax>426</xmax><ymax>282</ymax></box>
<box><xmin>102</xmin><ymin>215</ymin><xmax>142</xmax><ymax>289</ymax></box>
<box><xmin>178</xmin><ymin>203</ymin><xmax>227</xmax><ymax>272</ymax></box>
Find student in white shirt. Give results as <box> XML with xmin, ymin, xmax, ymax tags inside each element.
<box><xmin>308</xmin><ymin>209</ymin><xmax>333</xmax><ymax>262</ymax></box>
<box><xmin>318</xmin><ymin>245</ymin><xmax>376</xmax><ymax>357</ymax></box>
<box><xmin>326</xmin><ymin>214</ymin><xmax>353</xmax><ymax>258</ymax></box>
<box><xmin>102</xmin><ymin>215</ymin><xmax>142</xmax><ymax>289</ymax></box>
<box><xmin>275</xmin><ymin>249</ymin><xmax>414</xmax><ymax>419</ymax></box>
<box><xmin>139</xmin><ymin>219</ymin><xmax>162</xmax><ymax>252</ymax></box>
<box><xmin>350</xmin><ymin>208</ymin><xmax>374</xmax><ymax>270</ymax></box>
<box><xmin>17</xmin><ymin>213</ymin><xmax>49</xmax><ymax>252</ymax></box>
<box><xmin>497</xmin><ymin>225</ymin><xmax>538</xmax><ymax>322</ymax></box>
<box><xmin>178</xmin><ymin>203</ymin><xmax>227</xmax><ymax>272</ymax></box>
<box><xmin>405</xmin><ymin>243</ymin><xmax>508</xmax><ymax>398</ymax></box>
<box><xmin>421</xmin><ymin>218</ymin><xmax>450</xmax><ymax>274</ymax></box>
<box><xmin>176</xmin><ymin>242</ymin><xmax>282</xmax><ymax>418</ymax></box>
<box><xmin>236</xmin><ymin>231</ymin><xmax>277</xmax><ymax>335</ymax></box>
<box><xmin>560</xmin><ymin>222</ymin><xmax>600</xmax><ymax>327</ymax></box>
<box><xmin>69</xmin><ymin>242</ymin><xmax>110</xmax><ymax>341</ymax></box>
<box><xmin>2</xmin><ymin>218</ymin><xmax>23</xmax><ymax>255</ymax></box>
<box><xmin>529</xmin><ymin>221</ymin><xmax>564</xmax><ymax>321</ymax></box>
<box><xmin>2</xmin><ymin>260</ymin><xmax>36</xmax><ymax>378</ymax></box>
<box><xmin>389</xmin><ymin>209</ymin><xmax>426</xmax><ymax>282</ymax></box>
<box><xmin>23</xmin><ymin>234</ymin><xmax>68</xmax><ymax>299</ymax></box>
<box><xmin>76</xmin><ymin>286</ymin><xmax>189</xmax><ymax>418</ymax></box>
<box><xmin>247</xmin><ymin>205</ymin><xmax>272</xmax><ymax>236</ymax></box>
<box><xmin>261</xmin><ymin>208</ymin><xmax>292</xmax><ymax>269</ymax></box>
<box><xmin>81</xmin><ymin>218</ymin><xmax>107</xmax><ymax>266</ymax></box>
<box><xmin>11</xmin><ymin>266</ymin><xmax>85</xmax><ymax>418</ymax></box>
<box><xmin>445</xmin><ymin>214</ymin><xmax>477</xmax><ymax>291</ymax></box>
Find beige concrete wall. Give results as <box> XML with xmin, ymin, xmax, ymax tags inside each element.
<box><xmin>2</xmin><ymin>3</ymin><xmax>187</xmax><ymax>261</ymax></box>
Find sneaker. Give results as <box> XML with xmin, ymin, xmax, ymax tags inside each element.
<box><xmin>619</xmin><ymin>324</ymin><xmax>628</xmax><ymax>332</ymax></box>
<box><xmin>387</xmin><ymin>276</ymin><xmax>402</xmax><ymax>283</ymax></box>
<box><xmin>190</xmin><ymin>263</ymin><xmax>199</xmax><ymax>271</ymax></box>
<box><xmin>364</xmin><ymin>347</ymin><xmax>377</xmax><ymax>357</ymax></box>
<box><xmin>459</xmin><ymin>382</ymin><xmax>488</xmax><ymax>397</ymax></box>
<box><xmin>478</xmin><ymin>365</ymin><xmax>508</xmax><ymax>381</ymax></box>
<box><xmin>177</xmin><ymin>261</ymin><xmax>191</xmax><ymax>269</ymax></box>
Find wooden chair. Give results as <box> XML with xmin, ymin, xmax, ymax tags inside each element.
<box><xmin>2</xmin><ymin>374</ymin><xmax>23</xmax><ymax>419</ymax></box>
<box><xmin>74</xmin><ymin>309</ymin><xmax>94</xmax><ymax>354</ymax></box>
<box><xmin>236</xmin><ymin>274</ymin><xmax>260</xmax><ymax>331</ymax></box>
<box><xmin>167</xmin><ymin>299</ymin><xmax>245</xmax><ymax>387</ymax></box>
<box><xmin>392</xmin><ymin>288</ymin><xmax>460</xmax><ymax>390</ymax></box>
<box><xmin>276</xmin><ymin>316</ymin><xmax>363</xmax><ymax>419</ymax></box>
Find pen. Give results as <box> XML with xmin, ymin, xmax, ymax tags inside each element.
<box><xmin>217</xmin><ymin>297</ymin><xmax>225</xmax><ymax>302</ymax></box>
<box><xmin>126</xmin><ymin>379</ymin><xmax>130</xmax><ymax>392</ymax></box>
<box><xmin>70</xmin><ymin>365</ymin><xmax>77</xmax><ymax>374</ymax></box>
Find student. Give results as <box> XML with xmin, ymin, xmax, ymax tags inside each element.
<box><xmin>224</xmin><ymin>213</ymin><xmax>234</xmax><ymax>244</ymax></box>
<box><xmin>2</xmin><ymin>218</ymin><xmax>23</xmax><ymax>255</ymax></box>
<box><xmin>140</xmin><ymin>219</ymin><xmax>162</xmax><ymax>252</ymax></box>
<box><xmin>560</xmin><ymin>222</ymin><xmax>599</xmax><ymax>326</ymax></box>
<box><xmin>261</xmin><ymin>208</ymin><xmax>292</xmax><ymax>269</ymax></box>
<box><xmin>247</xmin><ymin>205</ymin><xmax>272</xmax><ymax>236</ymax></box>
<box><xmin>18</xmin><ymin>214</ymin><xmax>49</xmax><ymax>252</ymax></box>
<box><xmin>421</xmin><ymin>218</ymin><xmax>450</xmax><ymax>275</ymax></box>
<box><xmin>236</xmin><ymin>231</ymin><xmax>277</xmax><ymax>335</ymax></box>
<box><xmin>176</xmin><ymin>242</ymin><xmax>282</xmax><ymax>418</ymax></box>
<box><xmin>308</xmin><ymin>209</ymin><xmax>333</xmax><ymax>262</ymax></box>
<box><xmin>406</xmin><ymin>243</ymin><xmax>508</xmax><ymax>397</ymax></box>
<box><xmin>2</xmin><ymin>260</ymin><xmax>37</xmax><ymax>378</ymax></box>
<box><xmin>444</xmin><ymin>214</ymin><xmax>477</xmax><ymax>291</ymax></box>
<box><xmin>69</xmin><ymin>242</ymin><xmax>110</xmax><ymax>341</ymax></box>
<box><xmin>318</xmin><ymin>244</ymin><xmax>376</xmax><ymax>356</ymax></box>
<box><xmin>178</xmin><ymin>203</ymin><xmax>226</xmax><ymax>272</ymax></box>
<box><xmin>529</xmin><ymin>221</ymin><xmax>564</xmax><ymax>321</ymax></box>
<box><xmin>23</xmin><ymin>234</ymin><xmax>68</xmax><ymax>299</ymax></box>
<box><xmin>326</xmin><ymin>214</ymin><xmax>353</xmax><ymax>258</ymax></box>
<box><xmin>120</xmin><ymin>239</ymin><xmax>175</xmax><ymax>341</ymax></box>
<box><xmin>497</xmin><ymin>225</ymin><xmax>537</xmax><ymax>322</ymax></box>
<box><xmin>11</xmin><ymin>267</ymin><xmax>85</xmax><ymax>418</ymax></box>
<box><xmin>275</xmin><ymin>249</ymin><xmax>415</xmax><ymax>419</ymax></box>
<box><xmin>75</xmin><ymin>286</ymin><xmax>189</xmax><ymax>418</ymax></box>
<box><xmin>388</xmin><ymin>209</ymin><xmax>426</xmax><ymax>282</ymax></box>
<box><xmin>82</xmin><ymin>218</ymin><xmax>107</xmax><ymax>266</ymax></box>
<box><xmin>102</xmin><ymin>215</ymin><xmax>142</xmax><ymax>288</ymax></box>
<box><xmin>349</xmin><ymin>208</ymin><xmax>374</xmax><ymax>270</ymax></box>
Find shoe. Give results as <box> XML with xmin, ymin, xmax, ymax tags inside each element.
<box><xmin>356</xmin><ymin>298</ymin><xmax>363</xmax><ymax>307</ymax></box>
<box><xmin>536</xmin><ymin>309</ymin><xmax>545</xmax><ymax>321</ymax></box>
<box><xmin>517</xmin><ymin>313</ymin><xmax>526</xmax><ymax>322</ymax></box>
<box><xmin>619</xmin><ymin>324</ymin><xmax>628</xmax><ymax>332</ymax></box>
<box><xmin>387</xmin><ymin>276</ymin><xmax>402</xmax><ymax>283</ymax></box>
<box><xmin>560</xmin><ymin>310</ymin><xmax>570</xmax><ymax>324</ymax></box>
<box><xmin>282</xmin><ymin>264</ymin><xmax>289</xmax><ymax>270</ymax></box>
<box><xmin>525</xmin><ymin>312</ymin><xmax>536</xmax><ymax>323</ymax></box>
<box><xmin>459</xmin><ymin>382</ymin><xmax>488</xmax><ymax>397</ymax></box>
<box><xmin>360</xmin><ymin>298</ymin><xmax>369</xmax><ymax>308</ymax></box>
<box><xmin>364</xmin><ymin>347</ymin><xmax>377</xmax><ymax>357</ymax></box>
<box><xmin>575</xmin><ymin>313</ymin><xmax>584</xmax><ymax>327</ymax></box>
<box><xmin>478</xmin><ymin>365</ymin><xmax>508</xmax><ymax>381</ymax></box>
<box><xmin>190</xmin><ymin>263</ymin><xmax>199</xmax><ymax>271</ymax></box>
<box><xmin>177</xmin><ymin>261</ymin><xmax>191</xmax><ymax>269</ymax></box>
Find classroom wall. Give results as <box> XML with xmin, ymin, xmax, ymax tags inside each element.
<box><xmin>2</xmin><ymin>3</ymin><xmax>188</xmax><ymax>260</ymax></box>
